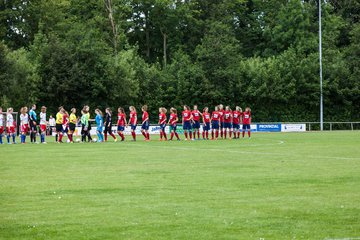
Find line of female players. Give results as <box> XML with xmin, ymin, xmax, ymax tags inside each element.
<box><xmin>0</xmin><ymin>104</ymin><xmax>251</xmax><ymax>144</ymax></box>
<box><xmin>74</xmin><ymin>104</ymin><xmax>251</xmax><ymax>143</ymax></box>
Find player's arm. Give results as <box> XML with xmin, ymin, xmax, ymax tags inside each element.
<box><xmin>142</xmin><ymin>115</ymin><xmax>148</xmax><ymax>125</ymax></box>
<box><xmin>161</xmin><ymin>117</ymin><xmax>166</xmax><ymax>125</ymax></box>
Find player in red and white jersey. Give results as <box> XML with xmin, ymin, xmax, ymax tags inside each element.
<box><xmin>5</xmin><ymin>108</ymin><xmax>16</xmax><ymax>144</ymax></box>
<box><xmin>0</xmin><ymin>107</ymin><xmax>4</xmax><ymax>144</ymax></box>
<box><xmin>182</xmin><ymin>105</ymin><xmax>193</xmax><ymax>140</ymax></box>
<box><xmin>141</xmin><ymin>105</ymin><xmax>150</xmax><ymax>141</ymax></box>
<box><xmin>191</xmin><ymin>105</ymin><xmax>202</xmax><ymax>140</ymax></box>
<box><xmin>210</xmin><ymin>106</ymin><xmax>220</xmax><ymax>140</ymax></box>
<box><xmin>158</xmin><ymin>107</ymin><xmax>167</xmax><ymax>141</ymax></box>
<box><xmin>117</xmin><ymin>107</ymin><xmax>127</xmax><ymax>141</ymax></box>
<box><xmin>168</xmin><ymin>108</ymin><xmax>180</xmax><ymax>141</ymax></box>
<box><xmin>218</xmin><ymin>104</ymin><xmax>225</xmax><ymax>138</ymax></box>
<box><xmin>62</xmin><ymin>110</ymin><xmax>69</xmax><ymax>140</ymax></box>
<box><xmin>232</xmin><ymin>106</ymin><xmax>242</xmax><ymax>139</ymax></box>
<box><xmin>129</xmin><ymin>106</ymin><xmax>137</xmax><ymax>141</ymax></box>
<box><xmin>242</xmin><ymin>107</ymin><xmax>252</xmax><ymax>138</ymax></box>
<box><xmin>20</xmin><ymin>107</ymin><xmax>29</xmax><ymax>144</ymax></box>
<box><xmin>223</xmin><ymin>106</ymin><xmax>233</xmax><ymax>139</ymax></box>
<box><xmin>40</xmin><ymin>106</ymin><xmax>47</xmax><ymax>144</ymax></box>
<box><xmin>202</xmin><ymin>107</ymin><xmax>211</xmax><ymax>140</ymax></box>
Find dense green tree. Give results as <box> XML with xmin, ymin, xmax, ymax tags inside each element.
<box><xmin>0</xmin><ymin>0</ymin><xmax>359</xmax><ymax>122</ymax></box>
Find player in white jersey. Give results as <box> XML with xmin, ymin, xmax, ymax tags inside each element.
<box><xmin>39</xmin><ymin>106</ymin><xmax>47</xmax><ymax>144</ymax></box>
<box><xmin>0</xmin><ymin>107</ymin><xmax>4</xmax><ymax>144</ymax></box>
<box><xmin>20</xmin><ymin>107</ymin><xmax>29</xmax><ymax>144</ymax></box>
<box><xmin>6</xmin><ymin>108</ymin><xmax>16</xmax><ymax>144</ymax></box>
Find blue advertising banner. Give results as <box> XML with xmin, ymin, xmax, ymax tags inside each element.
<box><xmin>257</xmin><ymin>124</ymin><xmax>281</xmax><ymax>132</ymax></box>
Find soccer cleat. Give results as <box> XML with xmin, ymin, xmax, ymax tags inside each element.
<box><xmin>42</xmin><ymin>142</ymin><xmax>47</xmax><ymax>144</ymax></box>
<box><xmin>114</xmin><ymin>138</ymin><xmax>118</xmax><ymax>142</ymax></box>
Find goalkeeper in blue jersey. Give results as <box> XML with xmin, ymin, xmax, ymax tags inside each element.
<box><xmin>95</xmin><ymin>109</ymin><xmax>104</xmax><ymax>143</ymax></box>
<box><xmin>29</xmin><ymin>104</ymin><xmax>38</xmax><ymax>143</ymax></box>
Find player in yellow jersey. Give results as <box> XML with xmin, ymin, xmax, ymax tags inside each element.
<box><xmin>68</xmin><ymin>108</ymin><xmax>77</xmax><ymax>143</ymax></box>
<box><xmin>56</xmin><ymin>107</ymin><xmax>64</xmax><ymax>143</ymax></box>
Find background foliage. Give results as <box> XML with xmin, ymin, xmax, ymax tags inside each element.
<box><xmin>0</xmin><ymin>0</ymin><xmax>359</xmax><ymax>122</ymax></box>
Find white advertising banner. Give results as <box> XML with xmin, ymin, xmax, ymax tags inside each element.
<box><xmin>281</xmin><ymin>124</ymin><xmax>306</xmax><ymax>132</ymax></box>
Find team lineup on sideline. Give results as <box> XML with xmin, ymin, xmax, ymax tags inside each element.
<box><xmin>0</xmin><ymin>104</ymin><xmax>252</xmax><ymax>144</ymax></box>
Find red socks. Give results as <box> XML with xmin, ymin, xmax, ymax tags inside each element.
<box><xmin>215</xmin><ymin>130</ymin><xmax>219</xmax><ymax>138</ymax></box>
<box><xmin>118</xmin><ymin>132</ymin><xmax>125</xmax><ymax>140</ymax></box>
<box><xmin>184</xmin><ymin>132</ymin><xmax>188</xmax><ymax>139</ymax></box>
<box><xmin>248</xmin><ymin>130</ymin><xmax>251</xmax><ymax>137</ymax></box>
<box><xmin>189</xmin><ymin>132</ymin><xmax>193</xmax><ymax>139</ymax></box>
<box><xmin>224</xmin><ymin>131</ymin><xmax>227</xmax><ymax>139</ymax></box>
<box><xmin>68</xmin><ymin>134</ymin><xmax>73</xmax><ymax>142</ymax></box>
<box><xmin>163</xmin><ymin>131</ymin><xmax>167</xmax><ymax>140</ymax></box>
<box><xmin>160</xmin><ymin>131</ymin><xmax>163</xmax><ymax>139</ymax></box>
<box><xmin>142</xmin><ymin>131</ymin><xmax>147</xmax><ymax>139</ymax></box>
<box><xmin>211</xmin><ymin>131</ymin><xmax>214</xmax><ymax>139</ymax></box>
<box><xmin>131</xmin><ymin>131</ymin><xmax>136</xmax><ymax>140</ymax></box>
<box><xmin>104</xmin><ymin>133</ymin><xmax>108</xmax><ymax>141</ymax></box>
<box><xmin>206</xmin><ymin>131</ymin><xmax>209</xmax><ymax>139</ymax></box>
<box><xmin>146</xmin><ymin>133</ymin><xmax>150</xmax><ymax>140</ymax></box>
<box><xmin>59</xmin><ymin>133</ymin><xmax>63</xmax><ymax>142</ymax></box>
<box><xmin>175</xmin><ymin>132</ymin><xmax>180</xmax><ymax>140</ymax></box>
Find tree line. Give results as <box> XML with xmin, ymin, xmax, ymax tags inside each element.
<box><xmin>0</xmin><ymin>0</ymin><xmax>359</xmax><ymax>122</ymax></box>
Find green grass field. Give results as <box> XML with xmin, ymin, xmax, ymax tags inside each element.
<box><xmin>1</xmin><ymin>132</ymin><xmax>359</xmax><ymax>240</ymax></box>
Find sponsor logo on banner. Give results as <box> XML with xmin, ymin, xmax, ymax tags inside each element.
<box><xmin>257</xmin><ymin>124</ymin><xmax>281</xmax><ymax>132</ymax></box>
<box><xmin>281</xmin><ymin>124</ymin><xmax>306</xmax><ymax>132</ymax></box>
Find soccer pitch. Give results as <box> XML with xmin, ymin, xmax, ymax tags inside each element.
<box><xmin>1</xmin><ymin>132</ymin><xmax>359</xmax><ymax>239</ymax></box>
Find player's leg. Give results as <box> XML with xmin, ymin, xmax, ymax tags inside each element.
<box><xmin>104</xmin><ymin>126</ymin><xmax>108</xmax><ymax>141</ymax></box>
<box><xmin>7</xmin><ymin>129</ymin><xmax>11</xmax><ymax>144</ymax></box>
<box><xmin>131</xmin><ymin>125</ymin><xmax>136</xmax><ymax>141</ymax></box>
<box><xmin>162</xmin><ymin>125</ymin><xmax>167</xmax><ymax>140</ymax></box>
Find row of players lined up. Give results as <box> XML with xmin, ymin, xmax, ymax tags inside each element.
<box><xmin>0</xmin><ymin>104</ymin><xmax>252</xmax><ymax>144</ymax></box>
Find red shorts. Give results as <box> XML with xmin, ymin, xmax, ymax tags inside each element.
<box><xmin>40</xmin><ymin>124</ymin><xmax>47</xmax><ymax>132</ymax></box>
<box><xmin>0</xmin><ymin>126</ymin><xmax>4</xmax><ymax>134</ymax></box>
<box><xmin>21</xmin><ymin>124</ymin><xmax>29</xmax><ymax>133</ymax></box>
<box><xmin>6</xmin><ymin>126</ymin><xmax>15</xmax><ymax>134</ymax></box>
